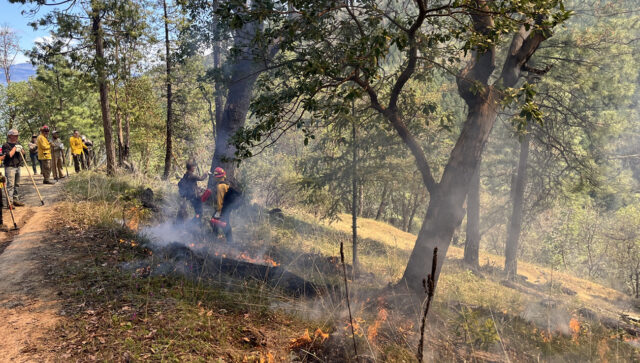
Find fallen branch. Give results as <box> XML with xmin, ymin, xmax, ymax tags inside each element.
<box><xmin>417</xmin><ymin>247</ymin><xmax>438</xmax><ymax>363</ymax></box>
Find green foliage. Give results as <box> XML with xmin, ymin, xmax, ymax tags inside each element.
<box><xmin>455</xmin><ymin>306</ymin><xmax>500</xmax><ymax>350</ymax></box>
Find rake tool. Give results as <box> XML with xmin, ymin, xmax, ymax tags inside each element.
<box><xmin>18</xmin><ymin>151</ymin><xmax>45</xmax><ymax>205</ymax></box>
<box><xmin>2</xmin><ymin>182</ymin><xmax>19</xmax><ymax>230</ymax></box>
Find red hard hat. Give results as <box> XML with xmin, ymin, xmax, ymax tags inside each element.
<box><xmin>213</xmin><ymin>167</ymin><xmax>226</xmax><ymax>178</ymax></box>
<box><xmin>41</xmin><ymin>125</ymin><xmax>50</xmax><ymax>132</ymax></box>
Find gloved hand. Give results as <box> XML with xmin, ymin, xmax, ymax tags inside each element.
<box><xmin>15</xmin><ymin>145</ymin><xmax>23</xmax><ymax>153</ymax></box>
<box><xmin>207</xmin><ymin>171</ymin><xmax>212</xmax><ymax>176</ymax></box>
<box><xmin>60</xmin><ymin>144</ymin><xmax>64</xmax><ymax>149</ymax></box>
<box><xmin>214</xmin><ymin>211</ymin><xmax>221</xmax><ymax>219</ymax></box>
<box><xmin>0</xmin><ymin>175</ymin><xmax>6</xmax><ymax>184</ymax></box>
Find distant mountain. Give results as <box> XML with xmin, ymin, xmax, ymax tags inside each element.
<box><xmin>0</xmin><ymin>63</ymin><xmax>36</xmax><ymax>84</ymax></box>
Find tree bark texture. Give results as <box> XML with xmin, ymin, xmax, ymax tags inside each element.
<box><xmin>351</xmin><ymin>117</ymin><xmax>359</xmax><ymax>278</ymax></box>
<box><xmin>396</xmin><ymin>3</ymin><xmax>552</xmax><ymax>290</ymax></box>
<box><xmin>375</xmin><ymin>182</ymin><xmax>389</xmax><ymax>221</ymax></box>
<box><xmin>91</xmin><ymin>5</ymin><xmax>116</xmax><ymax>175</ymax></box>
<box><xmin>162</xmin><ymin>0</ymin><xmax>173</xmax><ymax>180</ymax></box>
<box><xmin>208</xmin><ymin>21</ymin><xmax>263</xmax><ymax>188</ymax></box>
<box><xmin>464</xmin><ymin>156</ymin><xmax>481</xmax><ymax>268</ymax></box>
<box><xmin>505</xmin><ymin>131</ymin><xmax>530</xmax><ymax>279</ymax></box>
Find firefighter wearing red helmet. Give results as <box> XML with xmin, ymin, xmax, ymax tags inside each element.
<box><xmin>37</xmin><ymin>125</ymin><xmax>55</xmax><ymax>184</ymax></box>
<box><xmin>210</xmin><ymin>167</ymin><xmax>237</xmax><ymax>243</ymax></box>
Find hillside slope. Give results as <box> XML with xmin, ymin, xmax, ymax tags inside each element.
<box><xmin>322</xmin><ymin>213</ymin><xmax>638</xmax><ymax>322</ymax></box>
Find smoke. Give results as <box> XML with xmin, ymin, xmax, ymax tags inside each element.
<box><xmin>521</xmin><ymin>300</ymin><xmax>571</xmax><ymax>335</ymax></box>
<box><xmin>140</xmin><ymin>220</ymin><xmax>193</xmax><ymax>248</ymax></box>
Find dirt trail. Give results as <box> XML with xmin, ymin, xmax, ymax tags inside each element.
<box><xmin>0</xmin><ymin>171</ymin><xmax>67</xmax><ymax>362</ymax></box>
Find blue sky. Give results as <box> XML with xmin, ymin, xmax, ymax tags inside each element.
<box><xmin>0</xmin><ymin>1</ymin><xmax>55</xmax><ymax>64</ymax></box>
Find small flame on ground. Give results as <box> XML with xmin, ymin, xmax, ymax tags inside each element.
<box><xmin>289</xmin><ymin>328</ymin><xmax>329</xmax><ymax>349</ymax></box>
<box><xmin>569</xmin><ymin>317</ymin><xmax>580</xmax><ymax>340</ymax></box>
<box><xmin>209</xmin><ymin>248</ymin><xmax>279</xmax><ymax>267</ymax></box>
<box><xmin>367</xmin><ymin>308</ymin><xmax>389</xmax><ymax>342</ymax></box>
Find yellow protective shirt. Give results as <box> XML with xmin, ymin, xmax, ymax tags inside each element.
<box><xmin>216</xmin><ymin>182</ymin><xmax>229</xmax><ymax>212</ymax></box>
<box><xmin>37</xmin><ymin>134</ymin><xmax>51</xmax><ymax>160</ymax></box>
<box><xmin>70</xmin><ymin>136</ymin><xmax>87</xmax><ymax>155</ymax></box>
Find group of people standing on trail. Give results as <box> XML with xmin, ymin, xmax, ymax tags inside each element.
<box><xmin>178</xmin><ymin>162</ymin><xmax>241</xmax><ymax>244</ymax></box>
<box><xmin>0</xmin><ymin>126</ymin><xmax>94</xmax><ymax>231</ymax></box>
<box><xmin>28</xmin><ymin>129</ymin><xmax>94</xmax><ymax>178</ymax></box>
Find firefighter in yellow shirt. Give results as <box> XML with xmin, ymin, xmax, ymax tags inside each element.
<box><xmin>37</xmin><ymin>125</ymin><xmax>55</xmax><ymax>184</ymax></box>
<box><xmin>70</xmin><ymin>130</ymin><xmax>87</xmax><ymax>173</ymax></box>
<box><xmin>210</xmin><ymin>167</ymin><xmax>236</xmax><ymax>243</ymax></box>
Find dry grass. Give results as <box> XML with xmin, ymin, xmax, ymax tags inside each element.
<box><xmin>35</xmin><ymin>172</ymin><xmax>639</xmax><ymax>362</ymax></box>
<box><xmin>319</xmin><ymin>212</ymin><xmax>635</xmax><ymax>320</ymax></box>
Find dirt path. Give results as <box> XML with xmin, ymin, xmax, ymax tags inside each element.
<box><xmin>0</xmin><ymin>171</ymin><xmax>67</xmax><ymax>362</ymax></box>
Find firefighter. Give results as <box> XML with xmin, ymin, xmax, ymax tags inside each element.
<box><xmin>3</xmin><ymin>129</ymin><xmax>24</xmax><ymax>207</ymax></box>
<box><xmin>70</xmin><ymin>130</ymin><xmax>87</xmax><ymax>173</ymax></box>
<box><xmin>51</xmin><ymin>131</ymin><xmax>65</xmax><ymax>180</ymax></box>
<box><xmin>28</xmin><ymin>135</ymin><xmax>39</xmax><ymax>174</ymax></box>
<box><xmin>211</xmin><ymin>167</ymin><xmax>236</xmax><ymax>243</ymax></box>
<box><xmin>37</xmin><ymin>125</ymin><xmax>55</xmax><ymax>184</ymax></box>
<box><xmin>177</xmin><ymin>161</ymin><xmax>210</xmax><ymax>220</ymax></box>
<box><xmin>0</xmin><ymin>149</ymin><xmax>7</xmax><ymax>232</ymax></box>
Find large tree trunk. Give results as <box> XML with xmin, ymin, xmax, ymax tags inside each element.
<box><xmin>213</xmin><ymin>40</ymin><xmax>224</xmax><ymax>132</ymax></box>
<box><xmin>464</xmin><ymin>156</ymin><xmax>481</xmax><ymax>268</ymax></box>
<box><xmin>208</xmin><ymin>21</ymin><xmax>262</xmax><ymax>188</ymax></box>
<box><xmin>406</xmin><ymin>192</ymin><xmax>421</xmax><ymax>233</ymax></box>
<box><xmin>400</xmin><ymin>99</ymin><xmax>499</xmax><ymax>290</ymax></box>
<box><xmin>162</xmin><ymin>0</ymin><xmax>173</xmax><ymax>180</ymax></box>
<box><xmin>91</xmin><ymin>5</ymin><xmax>116</xmax><ymax>175</ymax></box>
<box><xmin>504</xmin><ymin>131</ymin><xmax>530</xmax><ymax>279</ymax></box>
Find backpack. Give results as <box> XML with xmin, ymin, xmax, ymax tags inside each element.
<box><xmin>221</xmin><ymin>182</ymin><xmax>243</xmax><ymax>212</ymax></box>
<box><xmin>177</xmin><ymin>174</ymin><xmax>192</xmax><ymax>198</ymax></box>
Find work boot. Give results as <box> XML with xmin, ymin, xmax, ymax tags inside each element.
<box><xmin>43</xmin><ymin>180</ymin><xmax>57</xmax><ymax>185</ymax></box>
<box><xmin>12</xmin><ymin>201</ymin><xmax>24</xmax><ymax>207</ymax></box>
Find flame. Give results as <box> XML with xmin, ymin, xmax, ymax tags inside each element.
<box><xmin>314</xmin><ymin>328</ymin><xmax>329</xmax><ymax>342</ymax></box>
<box><xmin>125</xmin><ymin>207</ymin><xmax>140</xmax><ymax>231</ymax></box>
<box><xmin>126</xmin><ymin>218</ymin><xmax>139</xmax><ymax>231</ymax></box>
<box><xmin>367</xmin><ymin>308</ymin><xmax>388</xmax><ymax>342</ymax></box>
<box><xmin>569</xmin><ymin>317</ymin><xmax>580</xmax><ymax>340</ymax></box>
<box><xmin>289</xmin><ymin>329</ymin><xmax>312</xmax><ymax>349</ymax></box>
<box><xmin>344</xmin><ymin>318</ymin><xmax>365</xmax><ymax>337</ymax></box>
<box><xmin>212</xmin><ymin>249</ymin><xmax>279</xmax><ymax>267</ymax></box>
<box><xmin>289</xmin><ymin>328</ymin><xmax>329</xmax><ymax>349</ymax></box>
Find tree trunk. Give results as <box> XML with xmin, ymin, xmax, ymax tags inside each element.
<box><xmin>123</xmin><ymin>63</ymin><xmax>131</xmax><ymax>162</ymax></box>
<box><xmin>464</xmin><ymin>156</ymin><xmax>481</xmax><ymax>268</ymax></box>
<box><xmin>208</xmin><ymin>21</ymin><xmax>263</xmax><ymax>187</ymax></box>
<box><xmin>115</xmin><ymin>83</ymin><xmax>123</xmax><ymax>166</ymax></box>
<box><xmin>505</xmin><ymin>131</ymin><xmax>531</xmax><ymax>279</ymax></box>
<box><xmin>91</xmin><ymin>5</ymin><xmax>116</xmax><ymax>175</ymax></box>
<box><xmin>213</xmin><ymin>40</ymin><xmax>224</xmax><ymax>133</ymax></box>
<box><xmin>114</xmin><ymin>41</ymin><xmax>124</xmax><ymax>167</ymax></box>
<box><xmin>375</xmin><ymin>182</ymin><xmax>389</xmax><ymax>221</ymax></box>
<box><xmin>399</xmin><ymin>98</ymin><xmax>498</xmax><ymax>291</ymax></box>
<box><xmin>351</xmin><ymin>114</ymin><xmax>359</xmax><ymax>278</ymax></box>
<box><xmin>407</xmin><ymin>191</ymin><xmax>422</xmax><ymax>233</ymax></box>
<box><xmin>162</xmin><ymin>0</ymin><xmax>173</xmax><ymax>180</ymax></box>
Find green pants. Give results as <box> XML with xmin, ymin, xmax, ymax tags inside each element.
<box><xmin>40</xmin><ymin>159</ymin><xmax>52</xmax><ymax>182</ymax></box>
